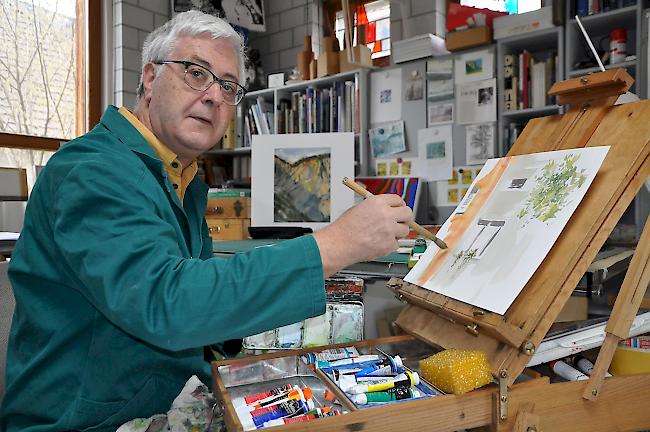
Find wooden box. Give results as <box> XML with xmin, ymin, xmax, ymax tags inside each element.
<box><xmin>206</xmin><ymin>218</ymin><xmax>250</xmax><ymax>241</ymax></box>
<box><xmin>212</xmin><ymin>69</ymin><xmax>650</xmax><ymax>431</ymax></box>
<box><xmin>206</xmin><ymin>196</ymin><xmax>250</xmax><ymax>219</ymax></box>
<box><xmin>445</xmin><ymin>26</ymin><xmax>492</xmax><ymax>52</ymax></box>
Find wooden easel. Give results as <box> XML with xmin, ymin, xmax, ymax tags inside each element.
<box><xmin>212</xmin><ymin>70</ymin><xmax>650</xmax><ymax>432</ymax></box>
<box><xmin>387</xmin><ymin>68</ymin><xmax>650</xmax><ymax>430</ymax></box>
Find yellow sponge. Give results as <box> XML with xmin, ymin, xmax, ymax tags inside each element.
<box><xmin>419</xmin><ymin>349</ymin><xmax>493</xmax><ymax>395</ymax></box>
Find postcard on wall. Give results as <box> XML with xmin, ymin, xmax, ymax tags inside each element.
<box><xmin>251</xmin><ymin>133</ymin><xmax>355</xmax><ymax>230</ymax></box>
<box><xmin>453</xmin><ymin>48</ymin><xmax>494</xmax><ymax>84</ymax></box>
<box><xmin>435</xmin><ymin>165</ymin><xmax>479</xmax><ymax>207</ymax></box>
<box><xmin>456</xmin><ymin>78</ymin><xmax>496</xmax><ymax>125</ymax></box>
<box><xmin>376</xmin><ymin>158</ymin><xmax>417</xmax><ymax>177</ymax></box>
<box><xmin>369</xmin><ymin>121</ymin><xmax>406</xmax><ymax>158</ymax></box>
<box><xmin>427</xmin><ymin>102</ymin><xmax>454</xmax><ymax>127</ymax></box>
<box><xmin>407</xmin><ymin>146</ymin><xmax>610</xmax><ymax>314</ymax></box>
<box><xmin>426</xmin><ymin>58</ymin><xmax>454</xmax><ymax>103</ymax></box>
<box><xmin>417</xmin><ymin>126</ymin><xmax>453</xmax><ymax>181</ymax></box>
<box><xmin>405</xmin><ymin>70</ymin><xmax>424</xmax><ymax>101</ymax></box>
<box><xmin>465</xmin><ymin>123</ymin><xmax>495</xmax><ymax>165</ymax></box>
<box><xmin>370</xmin><ymin>68</ymin><xmax>402</xmax><ymax>124</ymax></box>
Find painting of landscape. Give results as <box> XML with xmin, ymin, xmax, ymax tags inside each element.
<box><xmin>274</xmin><ymin>147</ymin><xmax>331</xmax><ymax>222</ymax></box>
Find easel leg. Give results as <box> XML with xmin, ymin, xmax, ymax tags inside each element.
<box><xmin>583</xmin><ymin>210</ymin><xmax>650</xmax><ymax>400</ymax></box>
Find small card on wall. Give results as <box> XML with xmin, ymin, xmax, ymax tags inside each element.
<box><xmin>435</xmin><ymin>165</ymin><xmax>483</xmax><ymax>207</ymax></box>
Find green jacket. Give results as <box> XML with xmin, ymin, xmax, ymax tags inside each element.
<box><xmin>0</xmin><ymin>106</ymin><xmax>326</xmax><ymax>431</ymax></box>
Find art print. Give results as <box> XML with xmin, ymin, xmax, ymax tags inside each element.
<box><xmin>369</xmin><ymin>121</ymin><xmax>406</xmax><ymax>158</ymax></box>
<box><xmin>427</xmin><ymin>103</ymin><xmax>453</xmax><ymax>126</ymax></box>
<box><xmin>274</xmin><ymin>147</ymin><xmax>331</xmax><ymax>223</ymax></box>
<box><xmin>408</xmin><ymin>147</ymin><xmax>610</xmax><ymax>314</ymax></box>
<box><xmin>466</xmin><ymin>123</ymin><xmax>495</xmax><ymax>165</ymax></box>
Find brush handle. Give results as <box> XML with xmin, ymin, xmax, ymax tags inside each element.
<box><xmin>342</xmin><ymin>177</ymin><xmax>448</xmax><ymax>249</ymax></box>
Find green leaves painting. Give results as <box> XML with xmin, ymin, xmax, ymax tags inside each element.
<box><xmin>518</xmin><ymin>154</ymin><xmax>587</xmax><ymax>223</ymax></box>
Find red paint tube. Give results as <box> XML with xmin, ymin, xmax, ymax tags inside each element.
<box><xmin>243</xmin><ymin>384</ymin><xmax>294</xmax><ymax>405</ymax></box>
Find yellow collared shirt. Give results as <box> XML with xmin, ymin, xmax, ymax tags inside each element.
<box><xmin>118</xmin><ymin>107</ymin><xmax>198</xmax><ymax>203</ymax></box>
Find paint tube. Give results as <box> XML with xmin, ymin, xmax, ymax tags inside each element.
<box><xmin>549</xmin><ymin>360</ymin><xmax>588</xmax><ymax>381</ymax></box>
<box><xmin>302</xmin><ymin>347</ymin><xmax>360</xmax><ymax>365</ymax></box>
<box><xmin>325</xmin><ymin>355</ymin><xmax>400</xmax><ymax>376</ymax></box>
<box><xmin>261</xmin><ymin>407</ymin><xmax>340</xmax><ymax>427</ymax></box>
<box><xmin>242</xmin><ymin>384</ymin><xmax>294</xmax><ymax>405</ymax></box>
<box><xmin>249</xmin><ymin>398</ymin><xmax>315</xmax><ymax>428</ymax></box>
<box><xmin>350</xmin><ymin>387</ymin><xmax>421</xmax><ymax>405</ymax></box>
<box><xmin>249</xmin><ymin>387</ymin><xmax>312</xmax><ymax>410</ymax></box>
<box><xmin>574</xmin><ymin>356</ymin><xmax>612</xmax><ymax>378</ymax></box>
<box><xmin>316</xmin><ymin>354</ymin><xmax>381</xmax><ymax>370</ymax></box>
<box><xmin>354</xmin><ymin>356</ymin><xmax>403</xmax><ymax>377</ymax></box>
<box><xmin>347</xmin><ymin>371</ymin><xmax>420</xmax><ymax>394</ymax></box>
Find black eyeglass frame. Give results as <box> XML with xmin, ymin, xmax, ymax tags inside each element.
<box><xmin>154</xmin><ymin>60</ymin><xmax>246</xmax><ymax>105</ymax></box>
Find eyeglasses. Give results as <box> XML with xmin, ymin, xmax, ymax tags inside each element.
<box><xmin>154</xmin><ymin>60</ymin><xmax>246</xmax><ymax>106</ymax></box>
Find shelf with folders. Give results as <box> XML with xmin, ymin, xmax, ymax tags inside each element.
<box><xmin>236</xmin><ymin>68</ymin><xmax>371</xmax><ymax>176</ymax></box>
<box><xmin>565</xmin><ymin>2</ymin><xmax>644</xmax><ymax>97</ymax></box>
<box><xmin>496</xmin><ymin>26</ymin><xmax>564</xmax><ymax>156</ymax></box>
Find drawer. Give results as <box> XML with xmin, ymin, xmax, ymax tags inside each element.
<box><xmin>207</xmin><ymin>218</ymin><xmax>250</xmax><ymax>241</ymax></box>
<box><xmin>206</xmin><ymin>197</ymin><xmax>250</xmax><ymax>219</ymax></box>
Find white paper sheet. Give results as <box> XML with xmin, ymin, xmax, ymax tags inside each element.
<box><xmin>456</xmin><ymin>78</ymin><xmax>497</xmax><ymax>125</ymax></box>
<box><xmin>370</xmin><ymin>68</ymin><xmax>402</xmax><ymax>124</ymax></box>
<box><xmin>407</xmin><ymin>147</ymin><xmax>610</xmax><ymax>314</ymax></box>
<box><xmin>454</xmin><ymin>48</ymin><xmax>494</xmax><ymax>84</ymax></box>
<box><xmin>417</xmin><ymin>126</ymin><xmax>453</xmax><ymax>181</ymax></box>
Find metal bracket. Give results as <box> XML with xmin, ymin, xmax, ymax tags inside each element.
<box><xmin>465</xmin><ymin>323</ymin><xmax>479</xmax><ymax>337</ymax></box>
<box><xmin>498</xmin><ymin>369</ymin><xmax>508</xmax><ymax>422</ymax></box>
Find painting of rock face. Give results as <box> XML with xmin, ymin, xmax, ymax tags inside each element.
<box><xmin>274</xmin><ymin>147</ymin><xmax>331</xmax><ymax>222</ymax></box>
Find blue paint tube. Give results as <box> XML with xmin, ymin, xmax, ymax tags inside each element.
<box><xmin>354</xmin><ymin>355</ymin><xmax>403</xmax><ymax>377</ymax></box>
<box><xmin>316</xmin><ymin>354</ymin><xmax>381</xmax><ymax>370</ymax></box>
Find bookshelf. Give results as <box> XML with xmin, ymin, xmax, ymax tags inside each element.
<box><xmin>496</xmin><ymin>26</ymin><xmax>564</xmax><ymax>156</ymax></box>
<box><xmin>203</xmin><ymin>69</ymin><xmax>370</xmax><ymax>186</ymax></box>
<box><xmin>565</xmin><ymin>2</ymin><xmax>645</xmax><ymax>97</ymax></box>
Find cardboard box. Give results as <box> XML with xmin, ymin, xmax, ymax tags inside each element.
<box><xmin>445</xmin><ymin>26</ymin><xmax>492</xmax><ymax>52</ymax></box>
<box><xmin>493</xmin><ymin>6</ymin><xmax>554</xmax><ymax>40</ymax></box>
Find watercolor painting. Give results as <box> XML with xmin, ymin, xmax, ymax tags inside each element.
<box><xmin>274</xmin><ymin>147</ymin><xmax>331</xmax><ymax>223</ymax></box>
<box><xmin>251</xmin><ymin>133</ymin><xmax>354</xmax><ymax>230</ymax></box>
<box><xmin>369</xmin><ymin>121</ymin><xmax>406</xmax><ymax>158</ymax></box>
<box><xmin>406</xmin><ymin>147</ymin><xmax>609</xmax><ymax>314</ymax></box>
<box><xmin>428</xmin><ymin>102</ymin><xmax>454</xmax><ymax>126</ymax></box>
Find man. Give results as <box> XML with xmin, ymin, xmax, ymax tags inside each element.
<box><xmin>0</xmin><ymin>10</ymin><xmax>412</xmax><ymax>431</ymax></box>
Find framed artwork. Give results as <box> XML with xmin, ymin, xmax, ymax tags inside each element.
<box><xmin>173</xmin><ymin>0</ymin><xmax>266</xmax><ymax>32</ymax></box>
<box><xmin>251</xmin><ymin>133</ymin><xmax>354</xmax><ymax>230</ymax></box>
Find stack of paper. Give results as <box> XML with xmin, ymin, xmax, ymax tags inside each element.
<box><xmin>392</xmin><ymin>34</ymin><xmax>449</xmax><ymax>64</ymax></box>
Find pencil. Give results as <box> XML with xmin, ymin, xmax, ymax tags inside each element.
<box><xmin>342</xmin><ymin>177</ymin><xmax>448</xmax><ymax>249</ymax></box>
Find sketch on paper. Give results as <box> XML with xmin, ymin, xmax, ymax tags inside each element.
<box><xmin>406</xmin><ymin>147</ymin><xmax>610</xmax><ymax>314</ymax></box>
<box><xmin>466</xmin><ymin>123</ymin><xmax>495</xmax><ymax>165</ymax></box>
<box><xmin>369</xmin><ymin>121</ymin><xmax>406</xmax><ymax>158</ymax></box>
<box><xmin>184</xmin><ymin>0</ymin><xmax>266</xmax><ymax>32</ymax></box>
<box><xmin>405</xmin><ymin>70</ymin><xmax>424</xmax><ymax>101</ymax></box>
<box><xmin>274</xmin><ymin>147</ymin><xmax>331</xmax><ymax>223</ymax></box>
<box><xmin>428</xmin><ymin>103</ymin><xmax>453</xmax><ymax>126</ymax></box>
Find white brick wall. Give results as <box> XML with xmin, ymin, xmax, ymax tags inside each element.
<box><xmin>113</xmin><ymin>0</ymin><xmax>170</xmax><ymax>108</ymax></box>
<box><xmin>248</xmin><ymin>0</ymin><xmax>316</xmax><ymax>75</ymax></box>
<box><xmin>247</xmin><ymin>0</ymin><xmax>447</xmax><ymax>76</ymax></box>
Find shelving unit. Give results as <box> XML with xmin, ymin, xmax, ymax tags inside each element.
<box><xmin>201</xmin><ymin>68</ymin><xmax>371</xmax><ymax>186</ymax></box>
<box><xmin>565</xmin><ymin>3</ymin><xmax>645</xmax><ymax>98</ymax></box>
<box><xmin>496</xmin><ymin>26</ymin><xmax>565</xmax><ymax>156</ymax></box>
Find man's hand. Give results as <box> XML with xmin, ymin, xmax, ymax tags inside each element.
<box><xmin>313</xmin><ymin>195</ymin><xmax>413</xmax><ymax>277</ymax></box>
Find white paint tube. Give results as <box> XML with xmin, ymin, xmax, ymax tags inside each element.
<box><xmin>549</xmin><ymin>360</ymin><xmax>588</xmax><ymax>381</ymax></box>
<box><xmin>574</xmin><ymin>356</ymin><xmax>612</xmax><ymax>378</ymax></box>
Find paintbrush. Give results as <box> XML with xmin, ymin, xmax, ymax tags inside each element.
<box><xmin>342</xmin><ymin>177</ymin><xmax>448</xmax><ymax>249</ymax></box>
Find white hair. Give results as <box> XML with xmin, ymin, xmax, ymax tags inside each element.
<box><xmin>135</xmin><ymin>10</ymin><xmax>246</xmax><ymax>103</ymax></box>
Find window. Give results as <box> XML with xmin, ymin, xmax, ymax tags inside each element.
<box><xmin>460</xmin><ymin>0</ymin><xmax>541</xmax><ymax>14</ymax></box>
<box><xmin>0</xmin><ymin>0</ymin><xmax>101</xmax><ymax>152</ymax></box>
<box><xmin>334</xmin><ymin>0</ymin><xmax>390</xmax><ymax>60</ymax></box>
